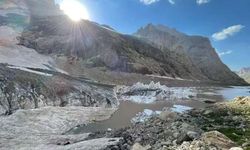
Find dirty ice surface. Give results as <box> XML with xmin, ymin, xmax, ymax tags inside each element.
<box><xmin>118</xmin><ymin>82</ymin><xmax>196</xmax><ymax>103</ymax></box>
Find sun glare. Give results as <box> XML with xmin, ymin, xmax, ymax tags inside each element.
<box><xmin>59</xmin><ymin>0</ymin><xmax>89</xmax><ymax>22</ymax></box>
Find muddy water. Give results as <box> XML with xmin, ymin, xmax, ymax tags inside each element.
<box><xmin>69</xmin><ymin>100</ymin><xmax>207</xmax><ymax>134</ymax></box>
<box><xmin>69</xmin><ymin>86</ymin><xmax>250</xmax><ymax>134</ymax></box>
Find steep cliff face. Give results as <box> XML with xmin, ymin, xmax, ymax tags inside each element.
<box><xmin>135</xmin><ymin>24</ymin><xmax>247</xmax><ymax>85</ymax></box>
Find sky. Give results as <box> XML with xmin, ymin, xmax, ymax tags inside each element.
<box><xmin>57</xmin><ymin>0</ymin><xmax>250</xmax><ymax>71</ymax></box>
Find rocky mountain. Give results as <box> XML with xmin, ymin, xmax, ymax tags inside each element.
<box><xmin>19</xmin><ymin>17</ymin><xmax>247</xmax><ymax>85</ymax></box>
<box><xmin>0</xmin><ymin>1</ymin><xmax>249</xmax><ymax>149</ymax></box>
<box><xmin>0</xmin><ymin>1</ymin><xmax>122</xmax><ymax>149</ymax></box>
<box><xmin>0</xmin><ymin>0</ymin><xmax>248</xmax><ymax>115</ymax></box>
<box><xmin>19</xmin><ymin>15</ymin><xmax>212</xmax><ymax>81</ymax></box>
<box><xmin>237</xmin><ymin>67</ymin><xmax>250</xmax><ymax>83</ymax></box>
<box><xmin>135</xmin><ymin>24</ymin><xmax>247</xmax><ymax>85</ymax></box>
<box><xmin>1</xmin><ymin>0</ymin><xmax>244</xmax><ymax>85</ymax></box>
<box><xmin>0</xmin><ymin>0</ymin><xmax>247</xmax><ymax>115</ymax></box>
<box><xmin>0</xmin><ymin>0</ymin><xmax>119</xmax><ymax>115</ymax></box>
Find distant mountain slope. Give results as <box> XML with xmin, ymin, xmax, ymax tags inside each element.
<box><xmin>135</xmin><ymin>24</ymin><xmax>247</xmax><ymax>85</ymax></box>
<box><xmin>237</xmin><ymin>67</ymin><xmax>250</xmax><ymax>83</ymax></box>
<box><xmin>18</xmin><ymin>15</ymin><xmax>208</xmax><ymax>80</ymax></box>
<box><xmin>0</xmin><ymin>0</ymin><xmax>247</xmax><ymax>85</ymax></box>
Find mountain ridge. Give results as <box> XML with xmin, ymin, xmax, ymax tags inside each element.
<box><xmin>135</xmin><ymin>23</ymin><xmax>247</xmax><ymax>85</ymax></box>
<box><xmin>18</xmin><ymin>15</ymin><xmax>209</xmax><ymax>81</ymax></box>
<box><xmin>0</xmin><ymin>0</ymin><xmax>247</xmax><ymax>85</ymax></box>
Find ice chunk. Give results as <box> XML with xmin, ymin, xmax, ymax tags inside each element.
<box><xmin>131</xmin><ymin>109</ymin><xmax>161</xmax><ymax>123</ymax></box>
<box><xmin>118</xmin><ymin>82</ymin><xmax>197</xmax><ymax>103</ymax></box>
<box><xmin>171</xmin><ymin>105</ymin><xmax>193</xmax><ymax>113</ymax></box>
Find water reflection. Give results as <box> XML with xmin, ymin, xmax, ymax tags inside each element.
<box><xmin>68</xmin><ymin>86</ymin><xmax>250</xmax><ymax>134</ymax></box>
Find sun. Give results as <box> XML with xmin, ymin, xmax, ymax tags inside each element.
<box><xmin>59</xmin><ymin>0</ymin><xmax>90</xmax><ymax>22</ymax></box>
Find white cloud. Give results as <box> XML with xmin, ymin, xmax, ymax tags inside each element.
<box><xmin>139</xmin><ymin>0</ymin><xmax>160</xmax><ymax>5</ymax></box>
<box><xmin>168</xmin><ymin>0</ymin><xmax>175</xmax><ymax>4</ymax></box>
<box><xmin>139</xmin><ymin>0</ymin><xmax>210</xmax><ymax>5</ymax></box>
<box><xmin>212</xmin><ymin>25</ymin><xmax>245</xmax><ymax>41</ymax></box>
<box><xmin>217</xmin><ymin>50</ymin><xmax>233</xmax><ymax>57</ymax></box>
<box><xmin>196</xmin><ymin>0</ymin><xmax>210</xmax><ymax>5</ymax></box>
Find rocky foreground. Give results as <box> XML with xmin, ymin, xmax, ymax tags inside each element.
<box><xmin>86</xmin><ymin>96</ymin><xmax>250</xmax><ymax>150</ymax></box>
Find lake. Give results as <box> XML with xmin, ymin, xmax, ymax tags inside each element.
<box><xmin>68</xmin><ymin>86</ymin><xmax>250</xmax><ymax>134</ymax></box>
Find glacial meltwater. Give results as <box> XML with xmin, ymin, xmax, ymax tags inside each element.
<box><xmin>68</xmin><ymin>86</ymin><xmax>250</xmax><ymax>134</ymax></box>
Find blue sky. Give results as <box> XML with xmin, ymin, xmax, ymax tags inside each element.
<box><xmin>58</xmin><ymin>0</ymin><xmax>250</xmax><ymax>71</ymax></box>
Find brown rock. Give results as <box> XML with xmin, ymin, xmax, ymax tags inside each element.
<box><xmin>201</xmin><ymin>131</ymin><xmax>236</xmax><ymax>150</ymax></box>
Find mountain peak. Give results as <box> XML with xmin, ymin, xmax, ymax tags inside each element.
<box><xmin>135</xmin><ymin>24</ymin><xmax>247</xmax><ymax>85</ymax></box>
<box><xmin>137</xmin><ymin>23</ymin><xmax>185</xmax><ymax>38</ymax></box>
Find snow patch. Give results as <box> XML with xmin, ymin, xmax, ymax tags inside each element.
<box><xmin>8</xmin><ymin>66</ymin><xmax>53</xmax><ymax>77</ymax></box>
<box><xmin>146</xmin><ymin>74</ymin><xmax>196</xmax><ymax>81</ymax></box>
<box><xmin>0</xmin><ymin>45</ymin><xmax>53</xmax><ymax>69</ymax></box>
<box><xmin>0</xmin><ymin>44</ymin><xmax>68</xmax><ymax>75</ymax></box>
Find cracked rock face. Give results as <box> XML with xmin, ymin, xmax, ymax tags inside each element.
<box><xmin>0</xmin><ymin>64</ymin><xmax>119</xmax><ymax>115</ymax></box>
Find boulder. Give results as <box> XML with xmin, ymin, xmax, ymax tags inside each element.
<box><xmin>187</xmin><ymin>131</ymin><xmax>200</xmax><ymax>140</ymax></box>
<box><xmin>132</xmin><ymin>143</ymin><xmax>151</xmax><ymax>150</ymax></box>
<box><xmin>201</xmin><ymin>131</ymin><xmax>236</xmax><ymax>150</ymax></box>
<box><xmin>176</xmin><ymin>133</ymin><xmax>193</xmax><ymax>144</ymax></box>
<box><xmin>158</xmin><ymin>110</ymin><xmax>177</xmax><ymax>121</ymax></box>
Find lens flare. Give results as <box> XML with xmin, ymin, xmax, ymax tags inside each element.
<box><xmin>59</xmin><ymin>0</ymin><xmax>89</xmax><ymax>21</ymax></box>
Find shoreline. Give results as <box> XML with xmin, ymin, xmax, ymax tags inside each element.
<box><xmin>88</xmin><ymin>96</ymin><xmax>250</xmax><ymax>150</ymax></box>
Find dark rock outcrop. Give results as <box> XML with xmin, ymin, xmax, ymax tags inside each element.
<box><xmin>0</xmin><ymin>64</ymin><xmax>118</xmax><ymax>115</ymax></box>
